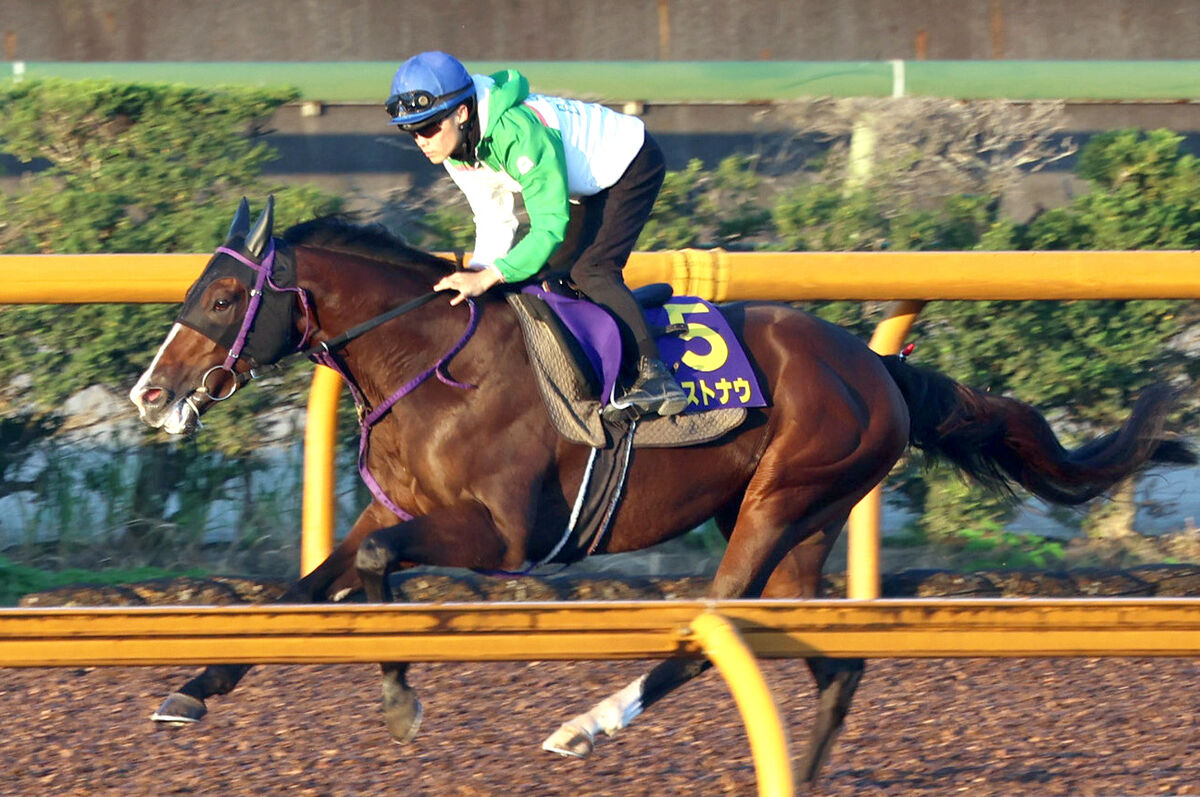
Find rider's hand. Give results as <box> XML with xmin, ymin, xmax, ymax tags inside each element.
<box><xmin>433</xmin><ymin>267</ymin><xmax>503</xmax><ymax>306</ymax></box>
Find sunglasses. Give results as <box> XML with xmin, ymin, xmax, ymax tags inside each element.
<box><xmin>408</xmin><ymin>117</ymin><xmax>447</xmax><ymax>139</ymax></box>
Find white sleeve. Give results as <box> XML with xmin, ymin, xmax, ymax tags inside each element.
<box><xmin>445</xmin><ymin>164</ymin><xmax>519</xmax><ymax>270</ymax></box>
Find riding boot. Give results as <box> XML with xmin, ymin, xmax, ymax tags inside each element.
<box><xmin>618</xmin><ymin>356</ymin><xmax>688</xmax><ymax>417</ymax></box>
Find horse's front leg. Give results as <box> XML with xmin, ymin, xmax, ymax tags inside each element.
<box><xmin>355</xmin><ymin>501</ymin><xmax>508</xmax><ymax>744</ymax></box>
<box><xmin>151</xmin><ymin>503</ymin><xmax>393</xmax><ymax>724</ymax></box>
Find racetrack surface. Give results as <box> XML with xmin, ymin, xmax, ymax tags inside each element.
<box><xmin>3</xmin><ymin>655</ymin><xmax>1198</xmax><ymax>795</ymax></box>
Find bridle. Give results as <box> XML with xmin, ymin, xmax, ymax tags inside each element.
<box><xmin>182</xmin><ymin>236</ymin><xmax>480</xmax><ymax>523</ymax></box>
<box><xmin>186</xmin><ymin>239</ymin><xmax>460</xmax><ymax>409</ymax></box>
<box><xmin>177</xmin><ymin>218</ymin><xmax>591</xmax><ymax>575</ymax></box>
<box><xmin>183</xmin><ymin>239</ymin><xmax>314</xmax><ymax>414</ymax></box>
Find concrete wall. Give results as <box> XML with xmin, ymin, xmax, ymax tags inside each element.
<box><xmin>5</xmin><ymin>1</ymin><xmax>1200</xmax><ymax>217</ymax></box>
<box><xmin>3</xmin><ymin>0</ymin><xmax>1200</xmax><ymax>62</ymax></box>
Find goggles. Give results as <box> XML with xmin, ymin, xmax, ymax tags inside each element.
<box><xmin>385</xmin><ymin>87</ymin><xmax>467</xmax><ymax>119</ymax></box>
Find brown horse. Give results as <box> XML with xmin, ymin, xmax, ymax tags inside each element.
<box><xmin>130</xmin><ymin>198</ymin><xmax>1193</xmax><ymax>786</ymax></box>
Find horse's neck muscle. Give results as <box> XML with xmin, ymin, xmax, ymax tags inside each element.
<box><xmin>295</xmin><ymin>246</ymin><xmax>462</xmax><ymax>407</ymax></box>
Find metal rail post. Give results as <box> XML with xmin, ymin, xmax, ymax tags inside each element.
<box><xmin>846</xmin><ymin>299</ymin><xmax>927</xmax><ymax>599</ymax></box>
<box><xmin>300</xmin><ymin>365</ymin><xmax>342</xmax><ymax>575</ymax></box>
<box><xmin>690</xmin><ymin>611</ymin><xmax>794</xmax><ymax>797</ymax></box>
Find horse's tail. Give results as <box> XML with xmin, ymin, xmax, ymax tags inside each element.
<box><xmin>879</xmin><ymin>354</ymin><xmax>1196</xmax><ymax>505</ymax></box>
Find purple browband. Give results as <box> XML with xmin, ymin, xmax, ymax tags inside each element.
<box><xmin>214</xmin><ymin>243</ymin><xmax>314</xmax><ymax>365</ymax></box>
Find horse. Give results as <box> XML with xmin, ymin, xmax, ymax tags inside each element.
<box><xmin>130</xmin><ymin>197</ymin><xmax>1194</xmax><ymax>786</ymax></box>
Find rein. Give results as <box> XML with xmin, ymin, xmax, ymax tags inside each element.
<box><xmin>246</xmin><ymin>289</ymin><xmax>444</xmax><ymax>383</ymax></box>
<box><xmin>311</xmin><ymin>299</ymin><xmax>479</xmax><ymax>522</ymax></box>
<box><xmin>196</xmin><ymin>239</ymin><xmax>585</xmax><ymax>574</ymax></box>
<box><xmin>198</xmin><ymin>241</ymin><xmax>445</xmax><ymax>391</ymax></box>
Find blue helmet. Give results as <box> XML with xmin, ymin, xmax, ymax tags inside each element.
<box><xmin>385</xmin><ymin>51</ymin><xmax>476</xmax><ymax>130</ymax></box>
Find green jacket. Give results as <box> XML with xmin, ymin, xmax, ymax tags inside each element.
<box><xmin>444</xmin><ymin>69</ymin><xmax>646</xmax><ymax>281</ymax></box>
<box><xmin>448</xmin><ymin>70</ymin><xmax>570</xmax><ymax>282</ymax></box>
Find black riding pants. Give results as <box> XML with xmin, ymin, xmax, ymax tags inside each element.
<box><xmin>545</xmin><ymin>132</ymin><xmax>667</xmax><ymax>365</ymax></box>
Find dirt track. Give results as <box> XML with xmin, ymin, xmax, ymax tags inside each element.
<box><xmin>3</xmin><ymin>656</ymin><xmax>1199</xmax><ymax>796</ymax></box>
<box><xmin>6</xmin><ymin>571</ymin><xmax>1200</xmax><ymax>795</ymax></box>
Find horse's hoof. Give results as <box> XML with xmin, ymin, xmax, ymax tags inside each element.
<box><xmin>384</xmin><ymin>694</ymin><xmax>423</xmax><ymax>745</ymax></box>
<box><xmin>542</xmin><ymin>724</ymin><xmax>594</xmax><ymax>759</ymax></box>
<box><xmin>151</xmin><ymin>692</ymin><xmax>207</xmax><ymax>724</ymax></box>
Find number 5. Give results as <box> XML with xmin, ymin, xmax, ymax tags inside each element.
<box><xmin>663</xmin><ymin>302</ymin><xmax>729</xmax><ymax>372</ymax></box>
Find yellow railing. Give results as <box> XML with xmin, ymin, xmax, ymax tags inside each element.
<box><xmin>4</xmin><ymin>249</ymin><xmax>1199</xmax><ymax>593</ymax></box>
<box><xmin>8</xmin><ymin>249</ymin><xmax>1200</xmax><ymax>303</ymax></box>
<box><xmin>6</xmin><ymin>598</ymin><xmax>1200</xmax><ymax>666</ymax></box>
<box><xmin>4</xmin><ymin>595</ymin><xmax>1200</xmax><ymax>797</ymax></box>
<box><xmin>4</xmin><ymin>248</ymin><xmax>1200</xmax><ymax>797</ymax></box>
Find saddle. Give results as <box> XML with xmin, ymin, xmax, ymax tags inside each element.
<box><xmin>499</xmin><ymin>281</ymin><xmax>767</xmax><ymax>567</ymax></box>
<box><xmin>506</xmin><ymin>281</ymin><xmax>761</xmax><ymax>449</ymax></box>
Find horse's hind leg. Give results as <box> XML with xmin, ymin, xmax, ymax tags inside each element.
<box><xmin>759</xmin><ymin>536</ymin><xmax>865</xmax><ymax>786</ymax></box>
<box><xmin>542</xmin><ymin>658</ymin><xmax>712</xmax><ymax>758</ymax></box>
<box><xmin>543</xmin><ymin>496</ymin><xmax>863</xmax><ymax>782</ymax></box>
<box><xmin>572</xmin><ymin>651</ymin><xmax>863</xmax><ymax>786</ymax></box>
<box><xmin>797</xmin><ymin>657</ymin><xmax>864</xmax><ymax>784</ymax></box>
<box><xmin>541</xmin><ymin>490</ymin><xmax>840</xmax><ymax>759</ymax></box>
<box><xmin>540</xmin><ymin>506</ymin><xmax>749</xmax><ymax>756</ymax></box>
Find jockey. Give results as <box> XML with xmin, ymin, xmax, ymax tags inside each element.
<box><xmin>386</xmin><ymin>50</ymin><xmax>688</xmax><ymax>418</ymax></box>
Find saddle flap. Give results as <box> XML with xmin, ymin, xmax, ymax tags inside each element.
<box><xmin>510</xmin><ymin>292</ymin><xmax>603</xmax><ymax>398</ymax></box>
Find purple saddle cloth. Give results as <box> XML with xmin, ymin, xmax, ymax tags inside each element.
<box><xmin>520</xmin><ymin>285</ymin><xmax>766</xmax><ymax>413</ymax></box>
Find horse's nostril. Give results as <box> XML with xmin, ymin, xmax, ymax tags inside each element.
<box><xmin>142</xmin><ymin>387</ymin><xmax>165</xmax><ymax>407</ymax></box>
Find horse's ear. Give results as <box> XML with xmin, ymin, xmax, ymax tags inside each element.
<box><xmin>245</xmin><ymin>195</ymin><xmax>275</xmax><ymax>258</ymax></box>
<box><xmin>227</xmin><ymin>197</ymin><xmax>251</xmax><ymax>241</ymax></box>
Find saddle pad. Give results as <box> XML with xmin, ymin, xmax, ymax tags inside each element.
<box><xmin>507</xmin><ymin>292</ymin><xmax>748</xmax><ymax>449</ymax></box>
<box><xmin>645</xmin><ymin>299</ymin><xmax>769</xmax><ymax>412</ymax></box>
<box><xmin>522</xmin><ymin>285</ymin><xmax>768</xmax><ymax>414</ymax></box>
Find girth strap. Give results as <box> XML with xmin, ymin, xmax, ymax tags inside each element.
<box><xmin>484</xmin><ymin>414</ymin><xmax>638</xmax><ymax>577</ymax></box>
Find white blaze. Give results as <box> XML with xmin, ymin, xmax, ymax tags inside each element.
<box><xmin>129</xmin><ymin>323</ymin><xmax>183</xmax><ymax>416</ymax></box>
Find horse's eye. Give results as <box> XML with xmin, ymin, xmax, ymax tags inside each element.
<box><xmin>213</xmin><ymin>298</ymin><xmax>232</xmax><ymax>312</ymax></box>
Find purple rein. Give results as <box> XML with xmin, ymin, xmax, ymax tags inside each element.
<box><xmin>312</xmin><ymin>301</ymin><xmax>479</xmax><ymax>522</ymax></box>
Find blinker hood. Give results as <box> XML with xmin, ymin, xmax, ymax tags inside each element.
<box><xmin>175</xmin><ymin>238</ymin><xmax>302</xmax><ymax>367</ymax></box>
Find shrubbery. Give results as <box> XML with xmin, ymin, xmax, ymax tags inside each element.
<box><xmin>0</xmin><ymin>79</ymin><xmax>344</xmax><ymax>455</ymax></box>
<box><xmin>0</xmin><ymin>80</ymin><xmax>346</xmax><ymax>578</ymax></box>
<box><xmin>1</xmin><ymin>81</ymin><xmax>1197</xmax><ymax>570</ymax></box>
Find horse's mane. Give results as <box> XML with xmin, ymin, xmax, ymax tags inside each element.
<box><xmin>282</xmin><ymin>216</ymin><xmax>455</xmax><ymax>277</ymax></box>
